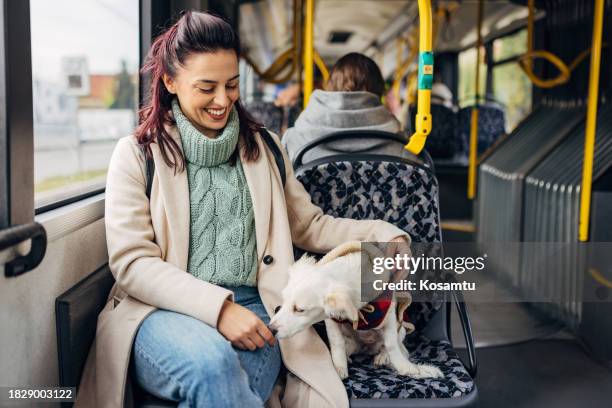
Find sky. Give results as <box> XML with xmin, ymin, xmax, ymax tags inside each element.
<box><xmin>30</xmin><ymin>0</ymin><xmax>140</xmax><ymax>83</ymax></box>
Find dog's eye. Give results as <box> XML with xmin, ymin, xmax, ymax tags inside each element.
<box><xmin>293</xmin><ymin>305</ymin><xmax>305</xmax><ymax>313</ymax></box>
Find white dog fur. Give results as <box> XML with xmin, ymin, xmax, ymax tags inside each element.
<box><xmin>269</xmin><ymin>244</ymin><xmax>444</xmax><ymax>380</ymax></box>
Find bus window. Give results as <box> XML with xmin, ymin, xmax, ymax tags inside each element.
<box><xmin>30</xmin><ymin>0</ymin><xmax>139</xmax><ymax>210</ymax></box>
<box><xmin>492</xmin><ymin>29</ymin><xmax>532</xmax><ymax>132</ymax></box>
<box><xmin>458</xmin><ymin>45</ymin><xmax>487</xmax><ymax>106</ymax></box>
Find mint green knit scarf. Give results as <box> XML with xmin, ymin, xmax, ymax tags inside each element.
<box><xmin>172</xmin><ymin>99</ymin><xmax>240</xmax><ymax>167</ymax></box>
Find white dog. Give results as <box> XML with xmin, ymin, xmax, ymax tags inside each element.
<box><xmin>269</xmin><ymin>241</ymin><xmax>443</xmax><ymax>380</ymax></box>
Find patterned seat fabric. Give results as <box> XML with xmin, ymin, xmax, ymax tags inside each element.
<box><xmin>245</xmin><ymin>101</ymin><xmax>283</xmax><ymax>135</ymax></box>
<box><xmin>344</xmin><ymin>335</ymin><xmax>475</xmax><ymax>399</ymax></box>
<box><xmin>296</xmin><ymin>160</ymin><xmax>443</xmax><ymax>331</ymax></box>
<box><xmin>457</xmin><ymin>105</ymin><xmax>505</xmax><ymax>159</ymax></box>
<box><xmin>410</xmin><ymin>104</ymin><xmax>459</xmax><ymax>160</ymax></box>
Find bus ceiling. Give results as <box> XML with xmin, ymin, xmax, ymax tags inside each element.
<box><xmin>237</xmin><ymin>0</ymin><xmax>533</xmax><ymax>80</ymax></box>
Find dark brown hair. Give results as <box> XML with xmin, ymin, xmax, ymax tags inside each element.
<box><xmin>136</xmin><ymin>11</ymin><xmax>261</xmax><ymax>171</ymax></box>
<box><xmin>325</xmin><ymin>52</ymin><xmax>386</xmax><ymax>97</ymax></box>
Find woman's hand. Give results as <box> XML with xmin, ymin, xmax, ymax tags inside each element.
<box><xmin>385</xmin><ymin>235</ymin><xmax>412</xmax><ymax>282</ymax></box>
<box><xmin>217</xmin><ymin>300</ymin><xmax>276</xmax><ymax>351</ymax></box>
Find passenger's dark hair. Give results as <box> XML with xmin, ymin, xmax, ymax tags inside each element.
<box><xmin>325</xmin><ymin>52</ymin><xmax>386</xmax><ymax>97</ymax></box>
<box><xmin>136</xmin><ymin>11</ymin><xmax>261</xmax><ymax>171</ymax></box>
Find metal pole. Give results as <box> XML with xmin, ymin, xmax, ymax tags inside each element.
<box><xmin>467</xmin><ymin>0</ymin><xmax>483</xmax><ymax>199</ymax></box>
<box><xmin>578</xmin><ymin>0</ymin><xmax>605</xmax><ymax>242</ymax></box>
<box><xmin>302</xmin><ymin>0</ymin><xmax>314</xmax><ymax>108</ymax></box>
<box><xmin>404</xmin><ymin>0</ymin><xmax>433</xmax><ymax>155</ymax></box>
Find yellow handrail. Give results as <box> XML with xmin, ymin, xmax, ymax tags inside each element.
<box><xmin>520</xmin><ymin>0</ymin><xmax>607</xmax><ymax>89</ymax></box>
<box><xmin>519</xmin><ymin>0</ymin><xmax>571</xmax><ymax>88</ymax></box>
<box><xmin>579</xmin><ymin>0</ymin><xmax>605</xmax><ymax>242</ymax></box>
<box><xmin>404</xmin><ymin>0</ymin><xmax>433</xmax><ymax>155</ymax></box>
<box><xmin>243</xmin><ymin>0</ymin><xmax>302</xmax><ymax>84</ymax></box>
<box><xmin>314</xmin><ymin>50</ymin><xmax>329</xmax><ymax>81</ymax></box>
<box><xmin>393</xmin><ymin>31</ymin><xmax>420</xmax><ymax>101</ymax></box>
<box><xmin>303</xmin><ymin>0</ymin><xmax>315</xmax><ymax>108</ymax></box>
<box><xmin>404</xmin><ymin>4</ymin><xmax>453</xmax><ymax>106</ymax></box>
<box><xmin>467</xmin><ymin>0</ymin><xmax>484</xmax><ymax>199</ymax></box>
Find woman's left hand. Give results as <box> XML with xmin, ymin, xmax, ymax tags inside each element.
<box><xmin>385</xmin><ymin>235</ymin><xmax>411</xmax><ymax>282</ymax></box>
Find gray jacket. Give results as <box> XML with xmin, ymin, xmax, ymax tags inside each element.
<box><xmin>282</xmin><ymin>90</ymin><xmax>406</xmax><ymax>164</ymax></box>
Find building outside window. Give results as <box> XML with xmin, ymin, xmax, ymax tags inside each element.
<box><xmin>30</xmin><ymin>0</ymin><xmax>139</xmax><ymax>209</ymax></box>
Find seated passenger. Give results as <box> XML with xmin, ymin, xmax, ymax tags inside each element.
<box><xmin>282</xmin><ymin>52</ymin><xmax>405</xmax><ymax>163</ymax></box>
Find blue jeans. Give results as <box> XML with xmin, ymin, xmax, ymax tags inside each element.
<box><xmin>132</xmin><ymin>286</ymin><xmax>282</xmax><ymax>408</ymax></box>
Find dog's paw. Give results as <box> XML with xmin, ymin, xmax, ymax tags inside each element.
<box><xmin>334</xmin><ymin>364</ymin><xmax>349</xmax><ymax>379</ymax></box>
<box><xmin>415</xmin><ymin>364</ymin><xmax>444</xmax><ymax>379</ymax></box>
<box><xmin>373</xmin><ymin>351</ymin><xmax>390</xmax><ymax>367</ymax></box>
<box><xmin>395</xmin><ymin>362</ymin><xmax>444</xmax><ymax>379</ymax></box>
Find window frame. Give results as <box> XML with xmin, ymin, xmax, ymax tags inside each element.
<box><xmin>1</xmin><ymin>0</ymin><xmax>34</xmax><ymax>228</ymax></box>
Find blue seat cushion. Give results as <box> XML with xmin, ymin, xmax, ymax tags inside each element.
<box><xmin>344</xmin><ymin>335</ymin><xmax>474</xmax><ymax>399</ymax></box>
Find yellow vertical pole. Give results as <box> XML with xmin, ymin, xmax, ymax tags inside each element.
<box><xmin>303</xmin><ymin>0</ymin><xmax>314</xmax><ymax>109</ymax></box>
<box><xmin>404</xmin><ymin>0</ymin><xmax>433</xmax><ymax>155</ymax></box>
<box><xmin>467</xmin><ymin>0</ymin><xmax>484</xmax><ymax>199</ymax></box>
<box><xmin>579</xmin><ymin>0</ymin><xmax>605</xmax><ymax>242</ymax></box>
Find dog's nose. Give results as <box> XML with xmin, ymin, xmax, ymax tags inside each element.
<box><xmin>274</xmin><ymin>305</ymin><xmax>281</xmax><ymax>314</ymax></box>
<box><xmin>268</xmin><ymin>324</ymin><xmax>278</xmax><ymax>335</ymax></box>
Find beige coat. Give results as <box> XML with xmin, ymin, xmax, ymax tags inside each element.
<box><xmin>75</xmin><ymin>126</ymin><xmax>407</xmax><ymax>408</ymax></box>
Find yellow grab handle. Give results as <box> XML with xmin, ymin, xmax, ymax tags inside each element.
<box><xmin>405</xmin><ymin>0</ymin><xmax>433</xmax><ymax>155</ymax></box>
<box><xmin>518</xmin><ymin>50</ymin><xmax>571</xmax><ymax>88</ymax></box>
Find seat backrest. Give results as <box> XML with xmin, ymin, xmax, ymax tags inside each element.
<box><xmin>55</xmin><ymin>265</ymin><xmax>114</xmax><ymax>390</ymax></box>
<box><xmin>295</xmin><ymin>155</ymin><xmax>444</xmax><ymax>330</ymax></box>
<box><xmin>458</xmin><ymin>105</ymin><xmax>506</xmax><ymax>158</ymax></box>
<box><xmin>245</xmin><ymin>101</ymin><xmax>284</xmax><ymax>135</ymax></box>
<box><xmin>410</xmin><ymin>104</ymin><xmax>459</xmax><ymax>160</ymax></box>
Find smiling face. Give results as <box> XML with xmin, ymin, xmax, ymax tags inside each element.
<box><xmin>163</xmin><ymin>49</ymin><xmax>240</xmax><ymax>138</ymax></box>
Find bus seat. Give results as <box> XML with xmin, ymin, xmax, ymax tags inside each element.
<box><xmin>56</xmin><ymin>265</ymin><xmax>114</xmax><ymax>394</ymax></box>
<box><xmin>458</xmin><ymin>105</ymin><xmax>506</xmax><ymax>159</ymax></box>
<box><xmin>294</xmin><ymin>140</ymin><xmax>478</xmax><ymax>406</ymax></box>
<box><xmin>55</xmin><ymin>265</ymin><xmax>175</xmax><ymax>408</ymax></box>
<box><xmin>410</xmin><ymin>104</ymin><xmax>459</xmax><ymax>160</ymax></box>
<box><xmin>245</xmin><ymin>101</ymin><xmax>283</xmax><ymax>135</ymax></box>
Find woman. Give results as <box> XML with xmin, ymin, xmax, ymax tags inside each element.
<box><xmin>75</xmin><ymin>12</ymin><xmax>409</xmax><ymax>408</ymax></box>
<box><xmin>282</xmin><ymin>52</ymin><xmax>405</xmax><ymax>163</ymax></box>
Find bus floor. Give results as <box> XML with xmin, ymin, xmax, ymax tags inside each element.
<box><xmin>449</xmin><ymin>272</ymin><xmax>612</xmax><ymax>408</ymax></box>
<box><xmin>457</xmin><ymin>338</ymin><xmax>612</xmax><ymax>408</ymax></box>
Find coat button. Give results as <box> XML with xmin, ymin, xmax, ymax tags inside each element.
<box><xmin>263</xmin><ymin>255</ymin><xmax>274</xmax><ymax>265</ymax></box>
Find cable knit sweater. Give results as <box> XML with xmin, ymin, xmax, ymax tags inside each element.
<box><xmin>172</xmin><ymin>99</ymin><xmax>257</xmax><ymax>287</ymax></box>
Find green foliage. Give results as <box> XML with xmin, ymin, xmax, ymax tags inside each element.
<box><xmin>458</xmin><ymin>29</ymin><xmax>532</xmax><ymax>132</ymax></box>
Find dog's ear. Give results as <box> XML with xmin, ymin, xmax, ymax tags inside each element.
<box><xmin>324</xmin><ymin>291</ymin><xmax>358</xmax><ymax>324</ymax></box>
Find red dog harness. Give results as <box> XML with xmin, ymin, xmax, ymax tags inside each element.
<box><xmin>321</xmin><ymin>241</ymin><xmax>415</xmax><ymax>332</ymax></box>
<box><xmin>333</xmin><ymin>291</ymin><xmax>414</xmax><ymax>332</ymax></box>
